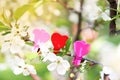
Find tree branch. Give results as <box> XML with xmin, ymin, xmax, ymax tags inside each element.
<box><xmin>74</xmin><ymin>0</ymin><xmax>84</xmax><ymax>41</ymax></box>
<box><xmin>30</xmin><ymin>73</ymin><xmax>41</xmax><ymax>80</ymax></box>
<box><xmin>107</xmin><ymin>0</ymin><xmax>118</xmax><ymax>35</ymax></box>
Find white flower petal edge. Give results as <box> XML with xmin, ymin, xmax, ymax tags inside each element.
<box><xmin>13</xmin><ymin>66</ymin><xmax>23</xmax><ymax>75</ymax></box>
<box><xmin>43</xmin><ymin>53</ymin><xmax>57</xmax><ymax>62</ymax></box>
<box><xmin>101</xmin><ymin>12</ymin><xmax>111</xmax><ymax>21</ymax></box>
<box><xmin>57</xmin><ymin>63</ymin><xmax>66</xmax><ymax>75</ymax></box>
<box><xmin>62</xmin><ymin>60</ymin><xmax>70</xmax><ymax>70</ymax></box>
<box><xmin>26</xmin><ymin>64</ymin><xmax>37</xmax><ymax>75</ymax></box>
<box><xmin>47</xmin><ymin>63</ymin><xmax>57</xmax><ymax>71</ymax></box>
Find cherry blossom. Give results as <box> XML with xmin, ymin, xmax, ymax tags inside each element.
<box><xmin>47</xmin><ymin>54</ymin><xmax>70</xmax><ymax>75</ymax></box>
<box><xmin>1</xmin><ymin>35</ymin><xmax>25</xmax><ymax>54</ymax></box>
<box><xmin>10</xmin><ymin>56</ymin><xmax>36</xmax><ymax>76</ymax></box>
<box><xmin>1</xmin><ymin>25</ymin><xmax>27</xmax><ymax>54</ymax></box>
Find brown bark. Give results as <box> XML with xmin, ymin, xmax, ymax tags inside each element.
<box><xmin>30</xmin><ymin>73</ymin><xmax>41</xmax><ymax>80</ymax></box>
<box><xmin>107</xmin><ymin>0</ymin><xmax>117</xmax><ymax>35</ymax></box>
<box><xmin>74</xmin><ymin>0</ymin><xmax>84</xmax><ymax>41</ymax></box>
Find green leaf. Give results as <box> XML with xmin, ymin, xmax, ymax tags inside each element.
<box><xmin>0</xmin><ymin>22</ymin><xmax>10</xmax><ymax>32</ymax></box>
<box><xmin>56</xmin><ymin>52</ymin><xmax>64</xmax><ymax>56</ymax></box>
<box><xmin>26</xmin><ymin>41</ymin><xmax>34</xmax><ymax>46</ymax></box>
<box><xmin>13</xmin><ymin>5</ymin><xmax>32</xmax><ymax>20</ymax></box>
<box><xmin>13</xmin><ymin>0</ymin><xmax>43</xmax><ymax>20</ymax></box>
<box><xmin>65</xmin><ymin>37</ymin><xmax>72</xmax><ymax>53</ymax></box>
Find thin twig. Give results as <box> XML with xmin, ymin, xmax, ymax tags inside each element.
<box><xmin>83</xmin><ymin>57</ymin><xmax>103</xmax><ymax>66</ymax></box>
<box><xmin>74</xmin><ymin>0</ymin><xmax>84</xmax><ymax>41</ymax></box>
<box><xmin>30</xmin><ymin>73</ymin><xmax>41</xmax><ymax>80</ymax></box>
<box><xmin>66</xmin><ymin>54</ymin><xmax>103</xmax><ymax>66</ymax></box>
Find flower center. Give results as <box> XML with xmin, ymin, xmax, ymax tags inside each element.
<box><xmin>56</xmin><ymin>60</ymin><xmax>61</xmax><ymax>64</ymax></box>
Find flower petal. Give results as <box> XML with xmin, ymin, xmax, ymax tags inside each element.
<box><xmin>43</xmin><ymin>53</ymin><xmax>57</xmax><ymax>62</ymax></box>
<box><xmin>10</xmin><ymin>44</ymin><xmax>21</xmax><ymax>53</ymax></box>
<box><xmin>62</xmin><ymin>60</ymin><xmax>70</xmax><ymax>70</ymax></box>
<box><xmin>1</xmin><ymin>42</ymin><xmax>10</xmax><ymax>53</ymax></box>
<box><xmin>26</xmin><ymin>65</ymin><xmax>36</xmax><ymax>75</ymax></box>
<box><xmin>13</xmin><ymin>67</ymin><xmax>23</xmax><ymax>75</ymax></box>
<box><xmin>72</xmin><ymin>57</ymin><xmax>82</xmax><ymax>66</ymax></box>
<box><xmin>23</xmin><ymin>70</ymin><xmax>30</xmax><ymax>76</ymax></box>
<box><xmin>57</xmin><ymin>64</ymin><xmax>66</xmax><ymax>75</ymax></box>
<box><xmin>33</xmin><ymin>29</ymin><xmax>50</xmax><ymax>44</ymax></box>
<box><xmin>47</xmin><ymin>63</ymin><xmax>57</xmax><ymax>71</ymax></box>
<box><xmin>74</xmin><ymin>40</ymin><xmax>90</xmax><ymax>57</ymax></box>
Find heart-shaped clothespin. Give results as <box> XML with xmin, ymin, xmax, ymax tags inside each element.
<box><xmin>72</xmin><ymin>40</ymin><xmax>90</xmax><ymax>66</ymax></box>
<box><xmin>51</xmin><ymin>32</ymin><xmax>68</xmax><ymax>54</ymax></box>
<box><xmin>33</xmin><ymin>29</ymin><xmax>50</xmax><ymax>51</ymax></box>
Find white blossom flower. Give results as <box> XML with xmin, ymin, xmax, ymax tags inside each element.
<box><xmin>42</xmin><ymin>52</ymin><xmax>57</xmax><ymax>62</ymax></box>
<box><xmin>83</xmin><ymin>0</ymin><xmax>100</xmax><ymax>21</ymax></box>
<box><xmin>47</xmin><ymin>55</ymin><xmax>70</xmax><ymax>75</ymax></box>
<box><xmin>1</xmin><ymin>25</ymin><xmax>27</xmax><ymax>54</ymax></box>
<box><xmin>1</xmin><ymin>35</ymin><xmax>25</xmax><ymax>54</ymax></box>
<box><xmin>101</xmin><ymin>10</ymin><xmax>111</xmax><ymax>21</ymax></box>
<box><xmin>11</xmin><ymin>26</ymin><xmax>27</xmax><ymax>37</ymax></box>
<box><xmin>99</xmin><ymin>66</ymin><xmax>118</xmax><ymax>80</ymax></box>
<box><xmin>10</xmin><ymin>56</ymin><xmax>36</xmax><ymax>76</ymax></box>
<box><xmin>101</xmin><ymin>13</ymin><xmax>111</xmax><ymax>21</ymax></box>
<box><xmin>83</xmin><ymin>0</ymin><xmax>111</xmax><ymax>21</ymax></box>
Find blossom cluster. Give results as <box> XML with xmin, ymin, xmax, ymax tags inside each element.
<box><xmin>32</xmin><ymin>29</ymin><xmax>90</xmax><ymax>75</ymax></box>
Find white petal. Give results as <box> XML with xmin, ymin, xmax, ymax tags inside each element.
<box><xmin>23</xmin><ymin>70</ymin><xmax>30</xmax><ymax>76</ymax></box>
<box><xmin>13</xmin><ymin>67</ymin><xmax>23</xmax><ymax>75</ymax></box>
<box><xmin>47</xmin><ymin>63</ymin><xmax>57</xmax><ymax>71</ymax></box>
<box><xmin>100</xmin><ymin>71</ymin><xmax>104</xmax><ymax>80</ymax></box>
<box><xmin>26</xmin><ymin>65</ymin><xmax>36</xmax><ymax>74</ymax></box>
<box><xmin>103</xmin><ymin>66</ymin><xmax>112</xmax><ymax>74</ymax></box>
<box><xmin>14</xmin><ymin>56</ymin><xmax>25</xmax><ymax>67</ymax></box>
<box><xmin>56</xmin><ymin>56</ymin><xmax>63</xmax><ymax>62</ymax></box>
<box><xmin>20</xmin><ymin>31</ymin><xmax>27</xmax><ymax>37</ymax></box>
<box><xmin>1</xmin><ymin>42</ymin><xmax>10</xmax><ymax>53</ymax></box>
<box><xmin>10</xmin><ymin>44</ymin><xmax>21</xmax><ymax>53</ymax></box>
<box><xmin>101</xmin><ymin>13</ymin><xmax>111</xmax><ymax>21</ymax></box>
<box><xmin>57</xmin><ymin>64</ymin><xmax>66</xmax><ymax>75</ymax></box>
<box><xmin>40</xmin><ymin>44</ymin><xmax>49</xmax><ymax>53</ymax></box>
<box><xmin>14</xmin><ymin>36</ymin><xmax>25</xmax><ymax>47</ymax></box>
<box><xmin>62</xmin><ymin>60</ymin><xmax>70</xmax><ymax>70</ymax></box>
<box><xmin>43</xmin><ymin>53</ymin><xmax>57</xmax><ymax>62</ymax></box>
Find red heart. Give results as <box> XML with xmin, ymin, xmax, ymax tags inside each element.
<box><xmin>51</xmin><ymin>32</ymin><xmax>68</xmax><ymax>54</ymax></box>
